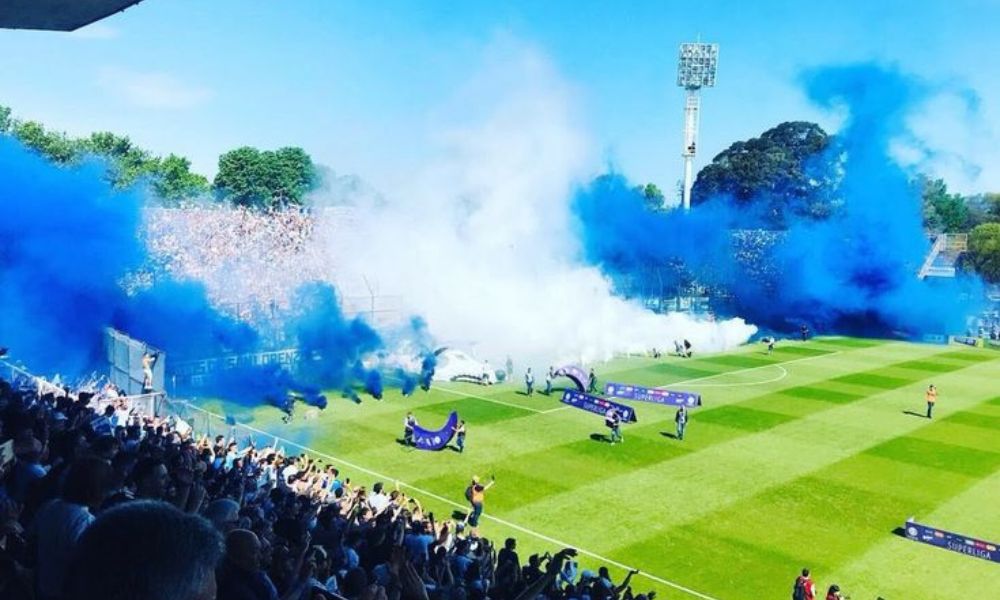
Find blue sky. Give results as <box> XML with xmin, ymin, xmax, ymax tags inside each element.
<box><xmin>0</xmin><ymin>0</ymin><xmax>997</xmax><ymax>197</ymax></box>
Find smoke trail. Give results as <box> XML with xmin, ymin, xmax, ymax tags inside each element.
<box><xmin>323</xmin><ymin>41</ymin><xmax>756</xmax><ymax>366</ymax></box>
<box><xmin>576</xmin><ymin>63</ymin><xmax>984</xmax><ymax>336</ymax></box>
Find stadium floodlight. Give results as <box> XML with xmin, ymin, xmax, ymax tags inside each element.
<box><xmin>677</xmin><ymin>42</ymin><xmax>718</xmax><ymax>211</ymax></box>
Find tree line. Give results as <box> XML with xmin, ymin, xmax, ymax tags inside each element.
<box><xmin>0</xmin><ymin>104</ymin><xmax>316</xmax><ymax>209</ymax></box>
<box><xmin>688</xmin><ymin>121</ymin><xmax>1000</xmax><ymax>283</ymax></box>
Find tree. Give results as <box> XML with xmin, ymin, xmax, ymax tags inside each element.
<box><xmin>965</xmin><ymin>192</ymin><xmax>1000</xmax><ymax>228</ymax></box>
<box><xmin>214</xmin><ymin>146</ymin><xmax>317</xmax><ymax>209</ymax></box>
<box><xmin>152</xmin><ymin>154</ymin><xmax>210</xmax><ymax>204</ymax></box>
<box><xmin>11</xmin><ymin>120</ymin><xmax>82</xmax><ymax>164</ymax></box>
<box><xmin>918</xmin><ymin>175</ymin><xmax>969</xmax><ymax>233</ymax></box>
<box><xmin>691</xmin><ymin>121</ymin><xmax>835</xmax><ymax>228</ymax></box>
<box><xmin>82</xmin><ymin>131</ymin><xmax>161</xmax><ymax>188</ymax></box>
<box><xmin>635</xmin><ymin>183</ymin><xmax>665</xmax><ymax>211</ymax></box>
<box><xmin>0</xmin><ymin>105</ymin><xmax>11</xmax><ymax>133</ymax></box>
<box><xmin>965</xmin><ymin>223</ymin><xmax>1000</xmax><ymax>282</ymax></box>
<box><xmin>1</xmin><ymin>104</ymin><xmax>210</xmax><ymax>204</ymax></box>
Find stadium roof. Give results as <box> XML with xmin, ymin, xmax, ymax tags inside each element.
<box><xmin>0</xmin><ymin>0</ymin><xmax>143</xmax><ymax>31</ymax></box>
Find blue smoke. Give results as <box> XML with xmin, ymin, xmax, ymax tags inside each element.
<box><xmin>0</xmin><ymin>136</ymin><xmax>391</xmax><ymax>411</ymax></box>
<box><xmin>364</xmin><ymin>370</ymin><xmax>384</xmax><ymax>400</ymax></box>
<box><xmin>288</xmin><ymin>282</ymin><xmax>383</xmax><ymax>397</ymax></box>
<box><xmin>574</xmin><ymin>64</ymin><xmax>983</xmax><ymax>336</ymax></box>
<box><xmin>0</xmin><ymin>140</ymin><xmax>141</xmax><ymax>375</ymax></box>
<box><xmin>396</xmin><ymin>368</ymin><xmax>418</xmax><ymax>396</ymax></box>
<box><xmin>113</xmin><ymin>279</ymin><xmax>258</xmax><ymax>359</ymax></box>
<box><xmin>419</xmin><ymin>352</ymin><xmax>437</xmax><ymax>391</ymax></box>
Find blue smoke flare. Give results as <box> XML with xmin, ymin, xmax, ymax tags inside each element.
<box><xmin>574</xmin><ymin>64</ymin><xmax>984</xmax><ymax>337</ymax></box>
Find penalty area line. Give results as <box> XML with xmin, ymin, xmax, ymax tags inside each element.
<box><xmin>174</xmin><ymin>401</ymin><xmax>722</xmax><ymax>600</ymax></box>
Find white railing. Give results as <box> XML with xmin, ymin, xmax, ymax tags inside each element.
<box><xmin>1</xmin><ymin>359</ymin><xmax>165</xmax><ymax>418</ymax></box>
<box><xmin>918</xmin><ymin>234</ymin><xmax>948</xmax><ymax>279</ymax></box>
<box><xmin>1</xmin><ymin>360</ymin><xmax>74</xmax><ymax>399</ymax></box>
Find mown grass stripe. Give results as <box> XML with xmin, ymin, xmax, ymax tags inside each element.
<box><xmin>815</xmin><ymin>337</ymin><xmax>887</xmax><ymax>348</ymax></box>
<box><xmin>864</xmin><ymin>436</ymin><xmax>1000</xmax><ymax>478</ymax></box>
<box><xmin>942</xmin><ymin>410</ymin><xmax>1000</xmax><ymax>431</ymax></box>
<box><xmin>693</xmin><ymin>405</ymin><xmax>795</xmax><ymax>432</ymax></box>
<box><xmin>419</xmin><ymin>397</ymin><xmax>536</xmax><ymax>423</ymax></box>
<box><xmin>893</xmin><ymin>359</ymin><xmax>971</xmax><ymax>373</ymax></box>
<box><xmin>938</xmin><ymin>350</ymin><xmax>996</xmax><ymax>362</ymax></box>
<box><xmin>698</xmin><ymin>354</ymin><xmax>778</xmax><ymax>368</ymax></box>
<box><xmin>770</xmin><ymin>345</ymin><xmax>834</xmax><ymax>357</ymax></box>
<box><xmin>778</xmin><ymin>385</ymin><xmax>866</xmax><ymax>404</ymax></box>
<box><xmin>829</xmin><ymin>372</ymin><xmax>911</xmax><ymax>390</ymax></box>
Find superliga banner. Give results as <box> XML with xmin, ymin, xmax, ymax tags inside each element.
<box><xmin>904</xmin><ymin>519</ymin><xmax>1000</xmax><ymax>564</ymax></box>
<box><xmin>413</xmin><ymin>411</ymin><xmax>459</xmax><ymax>451</ymax></box>
<box><xmin>561</xmin><ymin>390</ymin><xmax>637</xmax><ymax>422</ymax></box>
<box><xmin>603</xmin><ymin>382</ymin><xmax>702</xmax><ymax>407</ymax></box>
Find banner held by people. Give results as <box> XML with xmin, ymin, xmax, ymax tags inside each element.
<box><xmin>560</xmin><ymin>390</ymin><xmax>637</xmax><ymax>422</ymax></box>
<box><xmin>413</xmin><ymin>411</ymin><xmax>460</xmax><ymax>451</ymax></box>
<box><xmin>603</xmin><ymin>382</ymin><xmax>702</xmax><ymax>407</ymax></box>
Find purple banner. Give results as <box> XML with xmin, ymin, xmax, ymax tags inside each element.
<box><xmin>413</xmin><ymin>411</ymin><xmax>459</xmax><ymax>451</ymax></box>
<box><xmin>603</xmin><ymin>382</ymin><xmax>701</xmax><ymax>407</ymax></box>
<box><xmin>560</xmin><ymin>390</ymin><xmax>637</xmax><ymax>422</ymax></box>
<box><xmin>554</xmin><ymin>365</ymin><xmax>587</xmax><ymax>391</ymax></box>
<box><xmin>904</xmin><ymin>519</ymin><xmax>999</xmax><ymax>563</ymax></box>
<box><xmin>952</xmin><ymin>336</ymin><xmax>980</xmax><ymax>347</ymax></box>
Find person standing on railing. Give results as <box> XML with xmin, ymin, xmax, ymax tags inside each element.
<box><xmin>141</xmin><ymin>351</ymin><xmax>159</xmax><ymax>393</ymax></box>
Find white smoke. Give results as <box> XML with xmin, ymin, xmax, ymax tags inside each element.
<box><xmin>320</xmin><ymin>41</ymin><xmax>756</xmax><ymax>366</ymax></box>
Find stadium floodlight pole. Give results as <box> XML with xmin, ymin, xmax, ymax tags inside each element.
<box><xmin>677</xmin><ymin>42</ymin><xmax>718</xmax><ymax>210</ymax></box>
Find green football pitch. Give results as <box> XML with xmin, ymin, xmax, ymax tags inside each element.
<box><xmin>197</xmin><ymin>338</ymin><xmax>1000</xmax><ymax>600</ymax></box>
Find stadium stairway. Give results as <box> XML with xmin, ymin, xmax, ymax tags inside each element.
<box><xmin>917</xmin><ymin>233</ymin><xmax>967</xmax><ymax>279</ymax></box>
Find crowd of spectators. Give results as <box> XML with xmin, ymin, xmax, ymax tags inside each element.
<box><xmin>0</xmin><ymin>373</ymin><xmax>656</xmax><ymax>600</ymax></box>
<box><xmin>730</xmin><ymin>229</ymin><xmax>784</xmax><ymax>282</ymax></box>
<box><xmin>970</xmin><ymin>308</ymin><xmax>1000</xmax><ymax>341</ymax></box>
<box><xmin>133</xmin><ymin>206</ymin><xmax>332</xmax><ymax>319</ymax></box>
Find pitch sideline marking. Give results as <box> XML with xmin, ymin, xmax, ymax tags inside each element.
<box><xmin>176</xmin><ymin>401</ymin><xmax>723</xmax><ymax>600</ymax></box>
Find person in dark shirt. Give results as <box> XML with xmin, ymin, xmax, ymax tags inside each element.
<box><xmin>675</xmin><ymin>405</ymin><xmax>688</xmax><ymax>441</ymax></box>
<box><xmin>402</xmin><ymin>413</ymin><xmax>417</xmax><ymax>446</ymax></box>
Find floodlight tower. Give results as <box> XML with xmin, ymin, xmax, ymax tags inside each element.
<box><xmin>677</xmin><ymin>42</ymin><xmax>718</xmax><ymax>210</ymax></box>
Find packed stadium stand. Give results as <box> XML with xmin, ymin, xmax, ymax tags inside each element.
<box><xmin>0</xmin><ymin>361</ymin><xmax>647</xmax><ymax>600</ymax></box>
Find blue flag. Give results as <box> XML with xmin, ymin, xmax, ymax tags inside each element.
<box><xmin>412</xmin><ymin>411</ymin><xmax>459</xmax><ymax>451</ymax></box>
<box><xmin>603</xmin><ymin>382</ymin><xmax>701</xmax><ymax>407</ymax></box>
<box><xmin>561</xmin><ymin>390</ymin><xmax>637</xmax><ymax>422</ymax></box>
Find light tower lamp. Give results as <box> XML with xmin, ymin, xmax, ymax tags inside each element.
<box><xmin>677</xmin><ymin>42</ymin><xmax>718</xmax><ymax>210</ymax></box>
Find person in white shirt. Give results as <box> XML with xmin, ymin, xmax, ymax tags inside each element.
<box><xmin>368</xmin><ymin>482</ymin><xmax>390</xmax><ymax>513</ymax></box>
